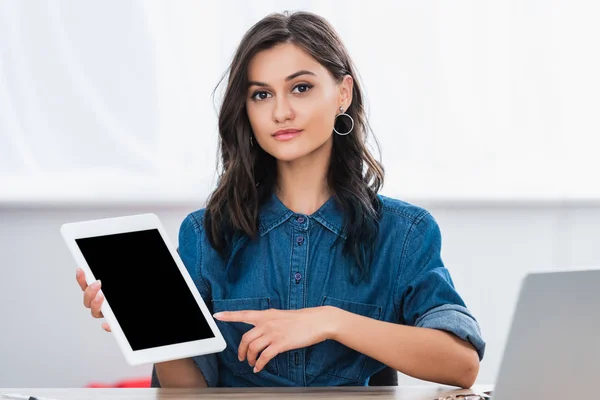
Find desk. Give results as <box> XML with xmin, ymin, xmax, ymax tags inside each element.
<box><xmin>0</xmin><ymin>386</ymin><xmax>494</xmax><ymax>399</ymax></box>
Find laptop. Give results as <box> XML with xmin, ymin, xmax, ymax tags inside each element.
<box><xmin>490</xmin><ymin>268</ymin><xmax>600</xmax><ymax>399</ymax></box>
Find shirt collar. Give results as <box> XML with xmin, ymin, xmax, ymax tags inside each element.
<box><xmin>258</xmin><ymin>192</ymin><xmax>346</xmax><ymax>238</ymax></box>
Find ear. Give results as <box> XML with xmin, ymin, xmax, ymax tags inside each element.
<box><xmin>338</xmin><ymin>74</ymin><xmax>354</xmax><ymax>111</ymax></box>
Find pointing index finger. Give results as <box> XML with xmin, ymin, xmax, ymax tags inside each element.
<box><xmin>213</xmin><ymin>310</ymin><xmax>259</xmax><ymax>325</ymax></box>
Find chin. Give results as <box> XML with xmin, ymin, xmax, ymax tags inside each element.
<box><xmin>262</xmin><ymin>136</ymin><xmax>332</xmax><ymax>162</ymax></box>
<box><xmin>265</xmin><ymin>146</ymin><xmax>314</xmax><ymax>162</ymax></box>
<box><xmin>270</xmin><ymin>150</ymin><xmax>310</xmax><ymax>162</ymax></box>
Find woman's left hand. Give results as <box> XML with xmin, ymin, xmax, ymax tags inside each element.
<box><xmin>213</xmin><ymin>306</ymin><xmax>339</xmax><ymax>373</ymax></box>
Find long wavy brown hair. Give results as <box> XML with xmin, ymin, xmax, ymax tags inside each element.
<box><xmin>205</xmin><ymin>11</ymin><xmax>385</xmax><ymax>279</ymax></box>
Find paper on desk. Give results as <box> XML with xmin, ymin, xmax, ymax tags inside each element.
<box><xmin>1</xmin><ymin>393</ymin><xmax>61</xmax><ymax>400</ymax></box>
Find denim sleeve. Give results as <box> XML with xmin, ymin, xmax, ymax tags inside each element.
<box><xmin>152</xmin><ymin>213</ymin><xmax>219</xmax><ymax>387</ymax></box>
<box><xmin>394</xmin><ymin>211</ymin><xmax>486</xmax><ymax>361</ymax></box>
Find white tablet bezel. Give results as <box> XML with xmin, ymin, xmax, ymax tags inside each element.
<box><xmin>60</xmin><ymin>213</ymin><xmax>226</xmax><ymax>366</ymax></box>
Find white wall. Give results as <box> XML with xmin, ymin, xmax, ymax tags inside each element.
<box><xmin>2</xmin><ymin>0</ymin><xmax>599</xmax><ymax>203</ymax></box>
<box><xmin>1</xmin><ymin>200</ymin><xmax>598</xmax><ymax>387</ymax></box>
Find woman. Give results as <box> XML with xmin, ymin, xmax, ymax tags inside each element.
<box><xmin>76</xmin><ymin>10</ymin><xmax>485</xmax><ymax>388</ymax></box>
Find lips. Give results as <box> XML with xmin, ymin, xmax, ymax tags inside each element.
<box><xmin>272</xmin><ymin>128</ymin><xmax>303</xmax><ymax>141</ymax></box>
<box><xmin>273</xmin><ymin>128</ymin><xmax>302</xmax><ymax>136</ymax></box>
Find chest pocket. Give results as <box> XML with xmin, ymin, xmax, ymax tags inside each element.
<box><xmin>211</xmin><ymin>297</ymin><xmax>280</xmax><ymax>377</ymax></box>
<box><xmin>305</xmin><ymin>296</ymin><xmax>382</xmax><ymax>383</ymax></box>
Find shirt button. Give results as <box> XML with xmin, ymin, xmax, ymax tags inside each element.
<box><xmin>297</xmin><ymin>216</ymin><xmax>305</xmax><ymax>223</ymax></box>
<box><xmin>294</xmin><ymin>272</ymin><xmax>302</xmax><ymax>281</ymax></box>
<box><xmin>296</xmin><ymin>236</ymin><xmax>304</xmax><ymax>245</ymax></box>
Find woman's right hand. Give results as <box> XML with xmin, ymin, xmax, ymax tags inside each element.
<box><xmin>76</xmin><ymin>268</ymin><xmax>111</xmax><ymax>332</ymax></box>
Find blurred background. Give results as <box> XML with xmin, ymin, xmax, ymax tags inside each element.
<box><xmin>1</xmin><ymin>0</ymin><xmax>599</xmax><ymax>388</ymax></box>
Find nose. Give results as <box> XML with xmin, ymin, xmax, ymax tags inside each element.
<box><xmin>272</xmin><ymin>95</ymin><xmax>295</xmax><ymax>123</ymax></box>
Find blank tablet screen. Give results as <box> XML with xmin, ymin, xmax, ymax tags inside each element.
<box><xmin>75</xmin><ymin>229</ymin><xmax>214</xmax><ymax>351</ymax></box>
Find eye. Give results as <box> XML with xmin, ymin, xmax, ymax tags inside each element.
<box><xmin>292</xmin><ymin>83</ymin><xmax>313</xmax><ymax>94</ymax></box>
<box><xmin>251</xmin><ymin>91</ymin><xmax>272</xmax><ymax>101</ymax></box>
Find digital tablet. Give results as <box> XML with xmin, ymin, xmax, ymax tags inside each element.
<box><xmin>60</xmin><ymin>213</ymin><xmax>226</xmax><ymax>366</ymax></box>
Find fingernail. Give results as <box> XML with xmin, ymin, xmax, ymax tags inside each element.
<box><xmin>95</xmin><ymin>291</ymin><xmax>103</xmax><ymax>301</ymax></box>
<box><xmin>91</xmin><ymin>280</ymin><xmax>101</xmax><ymax>289</ymax></box>
<box><xmin>76</xmin><ymin>268</ymin><xmax>81</xmax><ymax>276</ymax></box>
<box><xmin>253</xmin><ymin>367</ymin><xmax>258</xmax><ymax>373</ymax></box>
<box><xmin>213</xmin><ymin>312</ymin><xmax>222</xmax><ymax>318</ymax></box>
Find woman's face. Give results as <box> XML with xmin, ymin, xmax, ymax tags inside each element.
<box><xmin>245</xmin><ymin>42</ymin><xmax>352</xmax><ymax>162</ymax></box>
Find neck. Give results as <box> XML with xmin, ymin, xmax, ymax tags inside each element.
<box><xmin>275</xmin><ymin>139</ymin><xmax>332</xmax><ymax>215</ymax></box>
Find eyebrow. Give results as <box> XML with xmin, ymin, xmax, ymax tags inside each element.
<box><xmin>248</xmin><ymin>70</ymin><xmax>316</xmax><ymax>88</ymax></box>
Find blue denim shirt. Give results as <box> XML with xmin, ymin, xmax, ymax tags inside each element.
<box><xmin>177</xmin><ymin>193</ymin><xmax>486</xmax><ymax>387</ymax></box>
